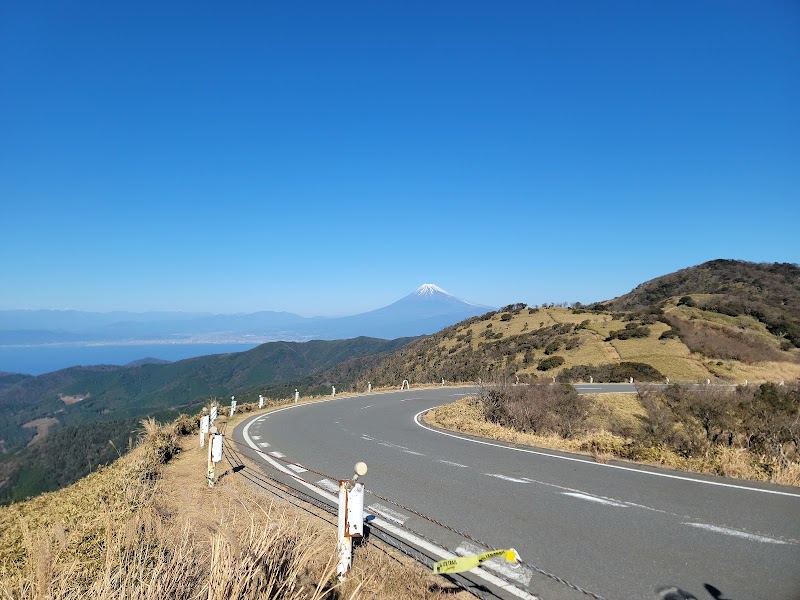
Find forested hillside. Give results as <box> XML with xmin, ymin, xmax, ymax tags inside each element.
<box><xmin>0</xmin><ymin>336</ymin><xmax>412</xmax><ymax>503</ymax></box>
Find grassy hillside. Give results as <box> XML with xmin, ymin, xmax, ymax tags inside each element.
<box><xmin>600</xmin><ymin>259</ymin><xmax>800</xmax><ymax>347</ymax></box>
<box><xmin>0</xmin><ymin>336</ymin><xmax>413</xmax><ymax>503</ymax></box>
<box><xmin>0</xmin><ymin>410</ymin><xmax>460</xmax><ymax>600</ymax></box>
<box><xmin>358</xmin><ymin>261</ymin><xmax>800</xmax><ymax>388</ymax></box>
<box><xmin>358</xmin><ymin>304</ymin><xmax>800</xmax><ymax>388</ymax></box>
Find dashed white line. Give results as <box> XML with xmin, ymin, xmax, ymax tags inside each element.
<box><xmin>316</xmin><ymin>479</ymin><xmax>339</xmax><ymax>493</ymax></box>
<box><xmin>378</xmin><ymin>441</ymin><xmax>410</xmax><ymax>450</ymax></box>
<box><xmin>683</xmin><ymin>523</ymin><xmax>790</xmax><ymax>545</ymax></box>
<box><xmin>403</xmin><ymin>450</ymin><xmax>425</xmax><ymax>456</ymax></box>
<box><xmin>250</xmin><ymin>435</ymin><xmax>261</xmax><ymax>440</ymax></box>
<box><xmin>287</xmin><ymin>464</ymin><xmax>308</xmax><ymax>474</ymax></box>
<box><xmin>360</xmin><ymin>405</ymin><xmax>373</xmax><ymax>409</ymax></box>
<box><xmin>269</xmin><ymin>451</ymin><xmax>285</xmax><ymax>458</ymax></box>
<box><xmin>258</xmin><ymin>442</ymin><xmax>270</xmax><ymax>448</ymax></box>
<box><xmin>486</xmin><ymin>473</ymin><xmax>530</xmax><ymax>484</ymax></box>
<box><xmin>439</xmin><ymin>460</ymin><xmax>469</xmax><ymax>468</ymax></box>
<box><xmin>561</xmin><ymin>492</ymin><xmax>628</xmax><ymax>507</ymax></box>
<box><xmin>367</xmin><ymin>503</ymin><xmax>408</xmax><ymax>525</ymax></box>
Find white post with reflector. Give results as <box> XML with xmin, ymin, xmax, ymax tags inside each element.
<box><xmin>207</xmin><ymin>426</ymin><xmax>223</xmax><ymax>487</ymax></box>
<box><xmin>210</xmin><ymin>405</ymin><xmax>218</xmax><ymax>423</ymax></box>
<box><xmin>200</xmin><ymin>414</ymin><xmax>209</xmax><ymax>448</ymax></box>
<box><xmin>337</xmin><ymin>462</ymin><xmax>367</xmax><ymax>581</ymax></box>
<box><xmin>230</xmin><ymin>396</ymin><xmax>236</xmax><ymax>416</ymax></box>
<box><xmin>258</xmin><ymin>394</ymin><xmax>264</xmax><ymax>409</ymax></box>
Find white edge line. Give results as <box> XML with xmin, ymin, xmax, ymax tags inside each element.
<box><xmin>683</xmin><ymin>522</ymin><xmax>789</xmax><ymax>545</ymax></box>
<box><xmin>414</xmin><ymin>408</ymin><xmax>800</xmax><ymax>498</ymax></box>
<box><xmin>241</xmin><ymin>409</ymin><xmax>536</xmax><ymax>600</ymax></box>
<box><xmin>561</xmin><ymin>492</ymin><xmax>627</xmax><ymax>507</ymax></box>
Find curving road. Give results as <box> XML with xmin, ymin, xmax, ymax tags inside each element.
<box><xmin>232</xmin><ymin>387</ymin><xmax>800</xmax><ymax>600</ymax></box>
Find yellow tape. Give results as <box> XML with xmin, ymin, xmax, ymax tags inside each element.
<box><xmin>433</xmin><ymin>548</ymin><xmax>520</xmax><ymax>574</ymax></box>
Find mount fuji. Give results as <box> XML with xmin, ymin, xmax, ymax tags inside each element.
<box><xmin>303</xmin><ymin>284</ymin><xmax>493</xmax><ymax>339</ymax></box>
<box><xmin>0</xmin><ymin>285</ymin><xmax>494</xmax><ymax>373</ymax></box>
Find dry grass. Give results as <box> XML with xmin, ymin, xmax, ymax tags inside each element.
<box><xmin>0</xmin><ymin>410</ymin><xmax>468</xmax><ymax>600</ymax></box>
<box><xmin>425</xmin><ymin>396</ymin><xmax>800</xmax><ymax>487</ymax></box>
<box><xmin>428</xmin><ymin>306</ymin><xmax>795</xmax><ymax>384</ymax></box>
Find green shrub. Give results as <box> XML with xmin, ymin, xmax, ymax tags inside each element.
<box><xmin>537</xmin><ymin>356</ymin><xmax>565</xmax><ymax>371</ymax></box>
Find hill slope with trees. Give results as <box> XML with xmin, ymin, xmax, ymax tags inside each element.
<box><xmin>358</xmin><ymin>260</ymin><xmax>800</xmax><ymax>388</ymax></box>
<box><xmin>0</xmin><ymin>336</ymin><xmax>412</xmax><ymax>503</ymax></box>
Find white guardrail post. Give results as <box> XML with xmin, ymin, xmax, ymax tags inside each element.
<box><xmin>200</xmin><ymin>413</ymin><xmax>209</xmax><ymax>448</ymax></box>
<box><xmin>207</xmin><ymin>427</ymin><xmax>224</xmax><ymax>487</ymax></box>
<box><xmin>259</xmin><ymin>394</ymin><xmax>264</xmax><ymax>409</ymax></box>
<box><xmin>337</xmin><ymin>462</ymin><xmax>368</xmax><ymax>581</ymax></box>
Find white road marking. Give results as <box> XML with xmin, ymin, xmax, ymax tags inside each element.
<box><xmin>486</xmin><ymin>473</ymin><xmax>531</xmax><ymax>484</ymax></box>
<box><xmin>439</xmin><ymin>460</ymin><xmax>469</xmax><ymax>468</ymax></box>
<box><xmin>269</xmin><ymin>451</ymin><xmax>285</xmax><ymax>458</ymax></box>
<box><xmin>361</xmin><ymin>435</ymin><xmax>373</xmax><ymax>441</ymax></box>
<box><xmin>562</xmin><ymin>492</ymin><xmax>628</xmax><ymax>507</ymax></box>
<box><xmin>258</xmin><ymin>442</ymin><xmax>270</xmax><ymax>448</ymax></box>
<box><xmin>414</xmin><ymin>408</ymin><xmax>800</xmax><ymax>498</ymax></box>
<box><xmin>241</xmin><ymin>406</ymin><xmax>537</xmax><ymax>600</ymax></box>
<box><xmin>378</xmin><ymin>441</ymin><xmax>410</xmax><ymax>450</ymax></box>
<box><xmin>683</xmin><ymin>523</ymin><xmax>790</xmax><ymax>545</ymax></box>
<box><xmin>287</xmin><ymin>463</ymin><xmax>308</xmax><ymax>473</ymax></box>
<box><xmin>250</xmin><ymin>435</ymin><xmax>261</xmax><ymax>440</ymax></box>
<box><xmin>367</xmin><ymin>503</ymin><xmax>408</xmax><ymax>525</ymax></box>
<box><xmin>457</xmin><ymin>542</ymin><xmax>533</xmax><ymax>587</ymax></box>
<box><xmin>316</xmin><ymin>479</ymin><xmax>339</xmax><ymax>493</ymax></box>
<box><xmin>360</xmin><ymin>405</ymin><xmax>372</xmax><ymax>409</ymax></box>
<box><xmin>403</xmin><ymin>450</ymin><xmax>425</xmax><ymax>456</ymax></box>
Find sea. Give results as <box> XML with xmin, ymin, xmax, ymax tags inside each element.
<box><xmin>0</xmin><ymin>343</ymin><xmax>260</xmax><ymax>376</ymax></box>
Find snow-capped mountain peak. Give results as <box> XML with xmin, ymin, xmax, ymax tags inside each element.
<box><xmin>415</xmin><ymin>283</ymin><xmax>451</xmax><ymax>297</ymax></box>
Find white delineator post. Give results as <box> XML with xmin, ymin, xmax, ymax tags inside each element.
<box><xmin>258</xmin><ymin>394</ymin><xmax>264</xmax><ymax>409</ymax></box>
<box><xmin>295</xmin><ymin>389</ymin><xmax>299</xmax><ymax>403</ymax></box>
<box><xmin>368</xmin><ymin>382</ymin><xmax>372</xmax><ymax>393</ymax></box>
<box><xmin>589</xmin><ymin>376</ymin><xmax>593</xmax><ymax>384</ymax></box>
<box><xmin>207</xmin><ymin>426</ymin><xmax>223</xmax><ymax>487</ymax></box>
<box><xmin>332</xmin><ymin>386</ymin><xmax>336</xmax><ymax>397</ymax></box>
<box><xmin>200</xmin><ymin>414</ymin><xmax>210</xmax><ymax>448</ymax></box>
<box><xmin>337</xmin><ymin>462</ymin><xmax>367</xmax><ymax>581</ymax></box>
<box><xmin>230</xmin><ymin>396</ymin><xmax>237</xmax><ymax>416</ymax></box>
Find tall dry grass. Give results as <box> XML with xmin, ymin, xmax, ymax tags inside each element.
<box><xmin>0</xmin><ymin>418</ymin><xmax>334</xmax><ymax>600</ymax></box>
<box><xmin>1</xmin><ymin>414</ymin><xmax>467</xmax><ymax>600</ymax></box>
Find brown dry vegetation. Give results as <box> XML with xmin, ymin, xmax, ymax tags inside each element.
<box><xmin>0</xmin><ymin>409</ymin><xmax>468</xmax><ymax>600</ymax></box>
<box><xmin>425</xmin><ymin>383</ymin><xmax>800</xmax><ymax>487</ymax></box>
<box><xmin>359</xmin><ymin>302</ymin><xmax>800</xmax><ymax>390</ymax></box>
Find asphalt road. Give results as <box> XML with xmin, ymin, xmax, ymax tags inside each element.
<box><xmin>232</xmin><ymin>387</ymin><xmax>800</xmax><ymax>600</ymax></box>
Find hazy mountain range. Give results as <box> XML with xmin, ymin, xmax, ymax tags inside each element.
<box><xmin>0</xmin><ymin>284</ymin><xmax>492</xmax><ymax>348</ymax></box>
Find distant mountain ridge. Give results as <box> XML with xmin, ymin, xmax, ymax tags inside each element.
<box><xmin>0</xmin><ymin>285</ymin><xmax>492</xmax><ymax>364</ymax></box>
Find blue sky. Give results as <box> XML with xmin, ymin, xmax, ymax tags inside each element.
<box><xmin>1</xmin><ymin>1</ymin><xmax>798</xmax><ymax>316</ymax></box>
